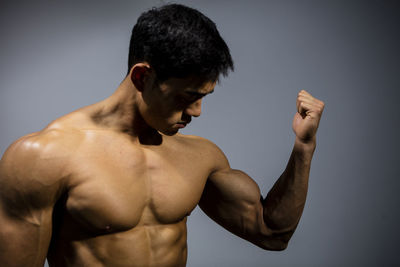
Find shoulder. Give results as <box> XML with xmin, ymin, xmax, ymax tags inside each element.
<box><xmin>2</xmin><ymin>126</ymin><xmax>82</xmax><ymax>168</ymax></box>
<box><xmin>0</xmin><ymin>128</ymin><xmax>80</xmax><ymax>209</ymax></box>
<box><xmin>11</xmin><ymin>109</ymin><xmax>97</xmax><ymax>160</ymax></box>
<box><xmin>174</xmin><ymin>134</ymin><xmax>230</xmax><ymax>172</ymax></box>
<box><xmin>174</xmin><ymin>134</ymin><xmax>224</xmax><ymax>154</ymax></box>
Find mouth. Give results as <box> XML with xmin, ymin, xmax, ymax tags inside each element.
<box><xmin>176</xmin><ymin>118</ymin><xmax>191</xmax><ymax>128</ymax></box>
<box><xmin>176</xmin><ymin>116</ymin><xmax>191</xmax><ymax>129</ymax></box>
<box><xmin>176</xmin><ymin>122</ymin><xmax>188</xmax><ymax>129</ymax></box>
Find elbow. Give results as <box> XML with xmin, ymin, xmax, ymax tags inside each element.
<box><xmin>256</xmin><ymin>238</ymin><xmax>289</xmax><ymax>251</ymax></box>
<box><xmin>251</xmin><ymin>229</ymin><xmax>293</xmax><ymax>251</ymax></box>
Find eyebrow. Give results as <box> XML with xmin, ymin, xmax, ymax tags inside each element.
<box><xmin>185</xmin><ymin>89</ymin><xmax>214</xmax><ymax>97</ymax></box>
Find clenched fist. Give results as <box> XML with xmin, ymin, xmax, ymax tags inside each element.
<box><xmin>292</xmin><ymin>90</ymin><xmax>325</xmax><ymax>144</ymax></box>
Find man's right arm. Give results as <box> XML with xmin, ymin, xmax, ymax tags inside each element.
<box><xmin>0</xmin><ymin>132</ymin><xmax>68</xmax><ymax>266</ymax></box>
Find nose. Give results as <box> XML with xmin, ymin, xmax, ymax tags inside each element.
<box><xmin>184</xmin><ymin>99</ymin><xmax>202</xmax><ymax>117</ymax></box>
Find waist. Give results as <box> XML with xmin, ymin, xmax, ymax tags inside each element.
<box><xmin>48</xmin><ymin>221</ymin><xmax>188</xmax><ymax>267</ymax></box>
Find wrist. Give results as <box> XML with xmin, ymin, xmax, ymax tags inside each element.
<box><xmin>294</xmin><ymin>136</ymin><xmax>316</xmax><ymax>154</ymax></box>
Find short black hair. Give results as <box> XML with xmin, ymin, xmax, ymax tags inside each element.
<box><xmin>128</xmin><ymin>3</ymin><xmax>234</xmax><ymax>82</ymax></box>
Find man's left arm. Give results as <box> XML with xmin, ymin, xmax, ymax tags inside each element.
<box><xmin>199</xmin><ymin>90</ymin><xmax>324</xmax><ymax>250</ymax></box>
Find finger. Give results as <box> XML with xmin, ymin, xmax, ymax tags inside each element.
<box><xmin>297</xmin><ymin>95</ymin><xmax>315</xmax><ymax>104</ymax></box>
<box><xmin>298</xmin><ymin>89</ymin><xmax>312</xmax><ymax>97</ymax></box>
<box><xmin>296</xmin><ymin>95</ymin><xmax>315</xmax><ymax>113</ymax></box>
<box><xmin>297</xmin><ymin>90</ymin><xmax>312</xmax><ymax>109</ymax></box>
<box><xmin>296</xmin><ymin>97</ymin><xmax>300</xmax><ymax>113</ymax></box>
<box><xmin>298</xmin><ymin>90</ymin><xmax>326</xmax><ymax>107</ymax></box>
<box><xmin>298</xmin><ymin>102</ymin><xmax>325</xmax><ymax>120</ymax></box>
<box><xmin>298</xmin><ymin>95</ymin><xmax>325</xmax><ymax>110</ymax></box>
<box><xmin>299</xmin><ymin>91</ymin><xmax>325</xmax><ymax>106</ymax></box>
<box><xmin>297</xmin><ymin>90</ymin><xmax>325</xmax><ymax>117</ymax></box>
<box><xmin>298</xmin><ymin>101</ymin><xmax>314</xmax><ymax>116</ymax></box>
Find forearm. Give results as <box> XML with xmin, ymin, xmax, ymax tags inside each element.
<box><xmin>263</xmin><ymin>136</ymin><xmax>316</xmax><ymax>233</ymax></box>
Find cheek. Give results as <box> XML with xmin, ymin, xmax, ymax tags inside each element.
<box><xmin>144</xmin><ymin>96</ymin><xmax>184</xmax><ymax>125</ymax></box>
<box><xmin>165</xmin><ymin>111</ymin><xmax>184</xmax><ymax>123</ymax></box>
<box><xmin>155</xmin><ymin>101</ymin><xmax>183</xmax><ymax>120</ymax></box>
<box><xmin>151</xmin><ymin>105</ymin><xmax>183</xmax><ymax>125</ymax></box>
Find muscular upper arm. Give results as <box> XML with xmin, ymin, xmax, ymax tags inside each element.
<box><xmin>0</xmin><ymin>132</ymin><xmax>69</xmax><ymax>266</ymax></box>
<box><xmin>198</xmin><ymin>142</ymin><xmax>287</xmax><ymax>250</ymax></box>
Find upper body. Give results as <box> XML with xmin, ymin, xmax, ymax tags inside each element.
<box><xmin>0</xmin><ymin>4</ymin><xmax>324</xmax><ymax>267</ymax></box>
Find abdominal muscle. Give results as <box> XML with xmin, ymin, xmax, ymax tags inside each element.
<box><xmin>48</xmin><ymin>218</ymin><xmax>188</xmax><ymax>267</ymax></box>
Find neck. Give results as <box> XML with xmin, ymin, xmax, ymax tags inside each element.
<box><xmin>87</xmin><ymin>76</ymin><xmax>161</xmax><ymax>144</ymax></box>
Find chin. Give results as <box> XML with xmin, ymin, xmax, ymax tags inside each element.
<box><xmin>159</xmin><ymin>128</ymin><xmax>179</xmax><ymax>136</ymax></box>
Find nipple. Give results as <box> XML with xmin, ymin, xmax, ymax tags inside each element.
<box><xmin>105</xmin><ymin>225</ymin><xmax>111</xmax><ymax>231</ymax></box>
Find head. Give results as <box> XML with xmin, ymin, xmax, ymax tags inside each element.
<box><xmin>127</xmin><ymin>4</ymin><xmax>234</xmax><ymax>135</ymax></box>
<box><xmin>128</xmin><ymin>3</ymin><xmax>234</xmax><ymax>82</ymax></box>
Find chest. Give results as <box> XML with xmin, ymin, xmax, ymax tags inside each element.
<box><xmin>64</xmin><ymin>144</ymin><xmax>209</xmax><ymax>232</ymax></box>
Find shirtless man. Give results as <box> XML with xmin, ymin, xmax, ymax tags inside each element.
<box><xmin>0</xmin><ymin>4</ymin><xmax>324</xmax><ymax>267</ymax></box>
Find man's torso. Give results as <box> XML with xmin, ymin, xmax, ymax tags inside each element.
<box><xmin>37</xmin><ymin>111</ymin><xmax>218</xmax><ymax>266</ymax></box>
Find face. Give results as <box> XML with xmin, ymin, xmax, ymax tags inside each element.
<box><xmin>138</xmin><ymin>75</ymin><xmax>216</xmax><ymax>136</ymax></box>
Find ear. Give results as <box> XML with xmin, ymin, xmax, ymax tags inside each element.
<box><xmin>130</xmin><ymin>63</ymin><xmax>152</xmax><ymax>92</ymax></box>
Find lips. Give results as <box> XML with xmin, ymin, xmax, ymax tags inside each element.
<box><xmin>176</xmin><ymin>117</ymin><xmax>191</xmax><ymax>129</ymax></box>
<box><xmin>176</xmin><ymin>122</ymin><xmax>187</xmax><ymax>128</ymax></box>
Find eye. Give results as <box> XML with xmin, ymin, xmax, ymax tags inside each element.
<box><xmin>175</xmin><ymin>96</ymin><xmax>191</xmax><ymax>108</ymax></box>
<box><xmin>177</xmin><ymin>94</ymin><xmax>201</xmax><ymax>105</ymax></box>
<box><xmin>177</xmin><ymin>95</ymin><xmax>189</xmax><ymax>103</ymax></box>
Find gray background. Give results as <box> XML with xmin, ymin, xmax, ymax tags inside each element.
<box><xmin>1</xmin><ymin>0</ymin><xmax>399</xmax><ymax>266</ymax></box>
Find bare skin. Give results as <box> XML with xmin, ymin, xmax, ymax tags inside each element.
<box><xmin>0</xmin><ymin>63</ymin><xmax>324</xmax><ymax>267</ymax></box>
